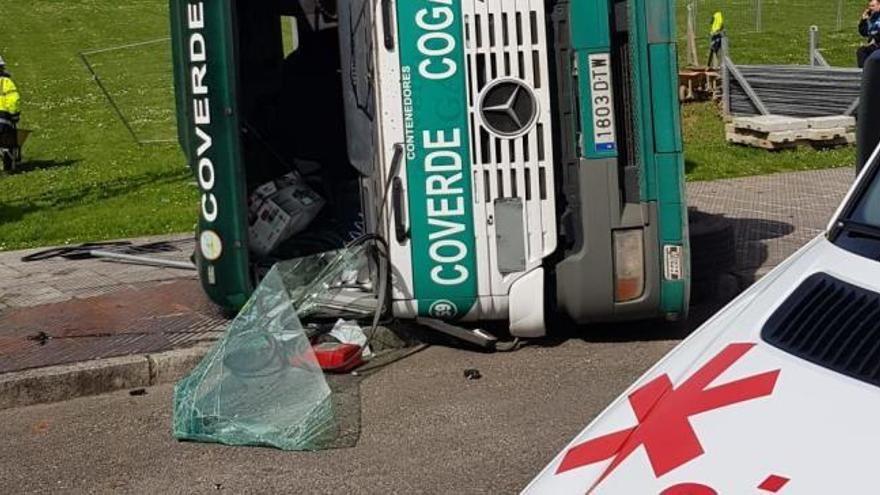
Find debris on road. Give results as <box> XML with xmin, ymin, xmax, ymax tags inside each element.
<box><xmin>27</xmin><ymin>331</ymin><xmax>50</xmax><ymax>346</ymax></box>
<box><xmin>328</xmin><ymin>319</ymin><xmax>372</xmax><ymax>359</ymax></box>
<box><xmin>464</xmin><ymin>369</ymin><xmax>482</xmax><ymax>381</ymax></box>
<box><xmin>313</xmin><ymin>343</ymin><xmax>365</xmax><ymax>373</ymax></box>
<box><xmin>172</xmin><ymin>246</ymin><xmax>378</xmax><ymax>450</ymax></box>
<box><xmin>173</xmin><ymin>260</ymin><xmax>336</xmax><ymax>450</ymax></box>
<box><xmin>20</xmin><ymin>239</ymin><xmax>196</xmax><ymax>270</ymax></box>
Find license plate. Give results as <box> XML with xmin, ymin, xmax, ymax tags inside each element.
<box><xmin>587</xmin><ymin>53</ymin><xmax>617</xmax><ymax>153</ymax></box>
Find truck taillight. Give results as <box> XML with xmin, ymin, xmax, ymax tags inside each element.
<box><xmin>613</xmin><ymin>229</ymin><xmax>645</xmax><ymax>302</ymax></box>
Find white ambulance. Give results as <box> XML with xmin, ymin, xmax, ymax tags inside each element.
<box><xmin>524</xmin><ymin>143</ymin><xmax>880</xmax><ymax>493</ymax></box>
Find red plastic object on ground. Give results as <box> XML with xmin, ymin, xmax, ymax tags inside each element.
<box><xmin>313</xmin><ymin>342</ymin><xmax>365</xmax><ymax>373</ymax></box>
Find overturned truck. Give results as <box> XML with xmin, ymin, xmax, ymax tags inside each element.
<box><xmin>170</xmin><ymin>0</ymin><xmax>690</xmax><ymax>337</ymax></box>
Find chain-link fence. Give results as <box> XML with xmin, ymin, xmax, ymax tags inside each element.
<box><xmin>684</xmin><ymin>0</ymin><xmax>857</xmax><ymax>34</ymax></box>
<box><xmin>80</xmin><ymin>38</ymin><xmax>177</xmax><ymax>145</ymax></box>
<box><xmin>679</xmin><ymin>0</ymin><xmax>870</xmax><ymax>67</ymax></box>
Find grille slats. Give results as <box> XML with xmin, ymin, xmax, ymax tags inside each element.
<box><xmin>776</xmin><ymin>279</ymin><xmax>832</xmax><ymax>344</ymax></box>
<box><xmin>829</xmin><ymin>302</ymin><xmax>880</xmax><ymax>365</ymax></box>
<box><xmin>763</xmin><ymin>273</ymin><xmax>880</xmax><ymax>389</ymax></box>
<box><xmin>818</xmin><ymin>298</ymin><xmax>872</xmax><ymax>361</ymax></box>
<box><xmin>788</xmin><ymin>285</ymin><xmax>847</xmax><ymax>349</ymax></box>
<box><xmin>806</xmin><ymin>294</ymin><xmax>866</xmax><ymax>356</ymax></box>
<box><xmin>462</xmin><ymin>0</ymin><xmax>556</xmax><ymax>292</ymax></box>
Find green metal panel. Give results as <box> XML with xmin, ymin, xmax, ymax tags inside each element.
<box><xmin>170</xmin><ymin>7</ymin><xmax>193</xmax><ymax>160</ymax></box>
<box><xmin>569</xmin><ymin>0</ymin><xmax>688</xmax><ymax>316</ymax></box>
<box><xmin>395</xmin><ymin>0</ymin><xmax>478</xmax><ymax>320</ymax></box>
<box><xmin>639</xmin><ymin>0</ymin><xmax>688</xmax><ymax>315</ymax></box>
<box><xmin>649</xmin><ymin>45</ymin><xmax>683</xmax><ymax>153</ymax></box>
<box><xmin>170</xmin><ymin>0</ymin><xmax>252</xmax><ymax>310</ymax></box>
<box><xmin>570</xmin><ymin>1</ymin><xmax>610</xmax><ymax>50</ymax></box>
<box><xmin>645</xmin><ymin>0</ymin><xmax>675</xmax><ymax>44</ymax></box>
<box><xmin>630</xmin><ymin>0</ymin><xmax>657</xmax><ymax>202</ymax></box>
<box><xmin>656</xmin><ymin>154</ymin><xmax>684</xmax><ymax>236</ymax></box>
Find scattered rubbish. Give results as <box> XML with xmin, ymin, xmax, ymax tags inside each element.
<box><xmin>314</xmin><ymin>343</ymin><xmax>365</xmax><ymax>373</ymax></box>
<box><xmin>19</xmin><ymin>239</ymin><xmax>196</xmax><ymax>270</ymax></box>
<box><xmin>20</xmin><ymin>241</ymin><xmax>133</xmax><ymax>262</ymax></box>
<box><xmin>329</xmin><ymin>319</ymin><xmax>372</xmax><ymax>359</ymax></box>
<box><xmin>87</xmin><ymin>250</ymin><xmax>196</xmax><ymax>270</ymax></box>
<box><xmin>248</xmin><ymin>171</ymin><xmax>326</xmax><ymax>256</ymax></box>
<box><xmin>416</xmin><ymin>318</ymin><xmax>497</xmax><ymax>351</ymax></box>
<box><xmin>464</xmin><ymin>369</ymin><xmax>482</xmax><ymax>381</ymax></box>
<box><xmin>32</xmin><ymin>419</ymin><xmax>50</xmax><ymax>435</ymax></box>
<box><xmin>129</xmin><ymin>388</ymin><xmax>147</xmax><ymax>396</ymax></box>
<box><xmin>27</xmin><ymin>331</ymin><xmax>50</xmax><ymax>346</ymax></box>
<box><xmin>413</xmin><ymin>318</ymin><xmax>521</xmax><ymax>353</ymax></box>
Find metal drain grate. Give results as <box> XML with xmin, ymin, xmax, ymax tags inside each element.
<box><xmin>0</xmin><ymin>279</ymin><xmax>228</xmax><ymax>374</ymax></box>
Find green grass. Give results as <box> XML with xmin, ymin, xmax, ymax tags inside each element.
<box><xmin>0</xmin><ymin>1</ymin><xmax>865</xmax><ymax>250</ymax></box>
<box><xmin>683</xmin><ymin>101</ymin><xmax>855</xmax><ymax>181</ymax></box>
<box><xmin>0</xmin><ymin>0</ymin><xmax>195</xmax><ymax>250</ymax></box>
<box><xmin>676</xmin><ymin>0</ymin><xmax>868</xmax><ymax>67</ymax></box>
<box><xmin>677</xmin><ymin>0</ymin><xmax>862</xmax><ymax>181</ymax></box>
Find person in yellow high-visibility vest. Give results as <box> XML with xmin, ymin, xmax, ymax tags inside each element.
<box><xmin>0</xmin><ymin>55</ymin><xmax>21</xmax><ymax>171</ymax></box>
<box><xmin>708</xmin><ymin>12</ymin><xmax>725</xmax><ymax>68</ymax></box>
<box><xmin>0</xmin><ymin>56</ymin><xmax>21</xmax><ymax>130</ymax></box>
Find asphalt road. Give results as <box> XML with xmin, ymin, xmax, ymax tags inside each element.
<box><xmin>0</xmin><ymin>328</ymin><xmax>696</xmax><ymax>494</ymax></box>
<box><xmin>0</xmin><ymin>166</ymin><xmax>846</xmax><ymax>493</ymax></box>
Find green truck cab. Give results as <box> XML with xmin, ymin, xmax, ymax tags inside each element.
<box><xmin>170</xmin><ymin>0</ymin><xmax>689</xmax><ymax>336</ymax></box>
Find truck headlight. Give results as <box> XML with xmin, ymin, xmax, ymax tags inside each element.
<box><xmin>613</xmin><ymin>229</ymin><xmax>645</xmax><ymax>302</ymax></box>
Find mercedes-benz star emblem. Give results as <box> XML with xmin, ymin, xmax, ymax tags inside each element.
<box><xmin>480</xmin><ymin>79</ymin><xmax>538</xmax><ymax>138</ymax></box>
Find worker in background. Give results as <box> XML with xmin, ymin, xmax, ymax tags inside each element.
<box><xmin>707</xmin><ymin>12</ymin><xmax>724</xmax><ymax>68</ymax></box>
<box><xmin>0</xmin><ymin>56</ymin><xmax>20</xmax><ymax>135</ymax></box>
<box><xmin>858</xmin><ymin>1</ymin><xmax>880</xmax><ymax>68</ymax></box>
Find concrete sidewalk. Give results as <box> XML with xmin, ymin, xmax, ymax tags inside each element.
<box><xmin>0</xmin><ymin>234</ymin><xmax>197</xmax><ymax>311</ymax></box>
<box><xmin>0</xmin><ymin>235</ymin><xmax>227</xmax><ymax>408</ymax></box>
<box><xmin>0</xmin><ymin>167</ymin><xmax>856</xmax><ymax>409</ymax></box>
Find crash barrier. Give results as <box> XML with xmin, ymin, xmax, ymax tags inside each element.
<box><xmin>721</xmin><ymin>29</ymin><xmax>861</xmax><ymax>119</ymax></box>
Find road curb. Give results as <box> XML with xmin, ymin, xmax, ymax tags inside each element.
<box><xmin>0</xmin><ymin>343</ymin><xmax>214</xmax><ymax>410</ymax></box>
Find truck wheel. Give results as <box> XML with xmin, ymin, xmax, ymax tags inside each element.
<box><xmin>688</xmin><ymin>209</ymin><xmax>736</xmax><ymax>303</ymax></box>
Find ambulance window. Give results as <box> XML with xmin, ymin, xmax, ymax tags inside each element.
<box><xmin>851</xmin><ymin>175</ymin><xmax>880</xmax><ymax>229</ymax></box>
<box><xmin>282</xmin><ymin>17</ymin><xmax>300</xmax><ymax>56</ymax></box>
<box><xmin>834</xmin><ymin>154</ymin><xmax>880</xmax><ymax>260</ymax></box>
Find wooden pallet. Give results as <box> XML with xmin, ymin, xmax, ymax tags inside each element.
<box><xmin>726</xmin><ymin>115</ymin><xmax>854</xmax><ymax>150</ymax></box>
<box><xmin>726</xmin><ymin>130</ymin><xmax>854</xmax><ymax>150</ymax></box>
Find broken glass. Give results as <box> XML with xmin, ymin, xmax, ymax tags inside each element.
<box><xmin>172</xmin><ymin>246</ymin><xmax>373</xmax><ymax>450</ymax></box>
